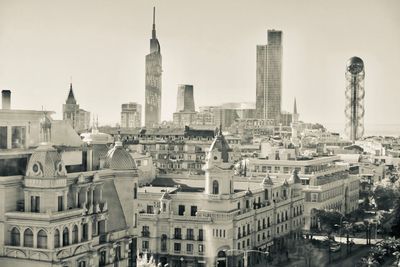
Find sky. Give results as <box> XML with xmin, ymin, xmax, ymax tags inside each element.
<box><xmin>0</xmin><ymin>0</ymin><xmax>399</xmax><ymax>134</ymax></box>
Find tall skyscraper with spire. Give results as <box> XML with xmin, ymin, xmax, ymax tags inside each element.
<box><xmin>255</xmin><ymin>30</ymin><xmax>283</xmax><ymax>124</ymax></box>
<box><xmin>145</xmin><ymin>7</ymin><xmax>162</xmax><ymax>127</ymax></box>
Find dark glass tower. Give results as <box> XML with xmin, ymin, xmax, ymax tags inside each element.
<box><xmin>145</xmin><ymin>7</ymin><xmax>162</xmax><ymax>127</ymax></box>
<box><xmin>255</xmin><ymin>30</ymin><xmax>282</xmax><ymax>124</ymax></box>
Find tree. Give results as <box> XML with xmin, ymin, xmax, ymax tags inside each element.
<box><xmin>373</xmin><ymin>186</ymin><xmax>398</xmax><ymax>211</ymax></box>
<box><xmin>391</xmin><ymin>197</ymin><xmax>400</xmax><ymax>237</ymax></box>
<box><xmin>315</xmin><ymin>209</ymin><xmax>343</xmax><ymax>233</ymax></box>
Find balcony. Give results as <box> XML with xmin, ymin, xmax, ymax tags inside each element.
<box><xmin>142</xmin><ymin>231</ymin><xmax>150</xmax><ymax>238</ymax></box>
<box><xmin>5</xmin><ymin>208</ymin><xmax>84</xmax><ymax>222</ymax></box>
<box><xmin>174</xmin><ymin>235</ymin><xmax>182</xmax><ymax>240</ymax></box>
<box><xmin>186</xmin><ymin>235</ymin><xmax>194</xmax><ymax>241</ymax></box>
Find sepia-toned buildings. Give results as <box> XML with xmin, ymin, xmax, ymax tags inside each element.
<box><xmin>145</xmin><ymin>7</ymin><xmax>163</xmax><ymax>128</ymax></box>
<box><xmin>0</xmin><ymin>94</ymin><xmax>139</xmax><ymax>267</ymax></box>
<box><xmin>121</xmin><ymin>102</ymin><xmax>142</xmax><ymax>128</ymax></box>
<box><xmin>137</xmin><ymin>131</ymin><xmax>304</xmax><ymax>267</ymax></box>
<box><xmin>62</xmin><ymin>84</ymin><xmax>91</xmax><ymax>133</ymax></box>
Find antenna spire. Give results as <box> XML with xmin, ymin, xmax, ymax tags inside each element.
<box><xmin>152</xmin><ymin>7</ymin><xmax>156</xmax><ymax>39</ymax></box>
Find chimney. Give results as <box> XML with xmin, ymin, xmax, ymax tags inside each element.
<box><xmin>2</xmin><ymin>90</ymin><xmax>11</xmax><ymax>110</ymax></box>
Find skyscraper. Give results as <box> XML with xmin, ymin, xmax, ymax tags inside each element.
<box><xmin>121</xmin><ymin>102</ymin><xmax>142</xmax><ymax>128</ymax></box>
<box><xmin>255</xmin><ymin>30</ymin><xmax>283</xmax><ymax>124</ymax></box>
<box><xmin>144</xmin><ymin>7</ymin><xmax>162</xmax><ymax>128</ymax></box>
<box><xmin>176</xmin><ymin>84</ymin><xmax>195</xmax><ymax>112</ymax></box>
<box><xmin>345</xmin><ymin>56</ymin><xmax>365</xmax><ymax>142</ymax></box>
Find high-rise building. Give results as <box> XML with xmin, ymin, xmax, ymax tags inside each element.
<box><xmin>256</xmin><ymin>30</ymin><xmax>283</xmax><ymax>124</ymax></box>
<box><xmin>345</xmin><ymin>57</ymin><xmax>365</xmax><ymax>142</ymax></box>
<box><xmin>121</xmin><ymin>102</ymin><xmax>142</xmax><ymax>128</ymax></box>
<box><xmin>173</xmin><ymin>85</ymin><xmax>196</xmax><ymax>127</ymax></box>
<box><xmin>62</xmin><ymin>83</ymin><xmax>90</xmax><ymax>132</ymax></box>
<box><xmin>145</xmin><ymin>7</ymin><xmax>162</xmax><ymax>128</ymax></box>
<box><xmin>176</xmin><ymin>84</ymin><xmax>195</xmax><ymax>112</ymax></box>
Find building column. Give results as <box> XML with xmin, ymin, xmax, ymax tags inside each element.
<box><xmin>33</xmin><ymin>228</ymin><xmax>38</xmax><ymax>248</ymax></box>
<box><xmin>64</xmin><ymin>190</ymin><xmax>68</xmax><ymax>210</ymax></box>
<box><xmin>48</xmin><ymin>230</ymin><xmax>53</xmax><ymax>249</ymax></box>
<box><xmin>78</xmin><ymin>223</ymin><xmax>83</xmax><ymax>242</ymax></box>
<box><xmin>75</xmin><ymin>188</ymin><xmax>80</xmax><ymax>208</ymax></box>
<box><xmin>69</xmin><ymin>227</ymin><xmax>73</xmax><ymax>245</ymax></box>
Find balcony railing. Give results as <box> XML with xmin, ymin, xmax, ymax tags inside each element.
<box><xmin>186</xmin><ymin>235</ymin><xmax>194</xmax><ymax>240</ymax></box>
<box><xmin>142</xmin><ymin>231</ymin><xmax>150</xmax><ymax>237</ymax></box>
<box><xmin>174</xmin><ymin>235</ymin><xmax>182</xmax><ymax>240</ymax></box>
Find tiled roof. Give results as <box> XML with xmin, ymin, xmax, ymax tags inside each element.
<box><xmin>103</xmin><ymin>142</ymin><xmax>136</xmax><ymax>170</ymax></box>
<box><xmin>26</xmin><ymin>143</ymin><xmax>67</xmax><ymax>177</ymax></box>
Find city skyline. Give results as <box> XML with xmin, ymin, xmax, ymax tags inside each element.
<box><xmin>0</xmin><ymin>0</ymin><xmax>399</xmax><ymax>134</ymax></box>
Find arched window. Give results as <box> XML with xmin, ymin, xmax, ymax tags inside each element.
<box><xmin>24</xmin><ymin>229</ymin><xmax>33</xmax><ymax>247</ymax></box>
<box><xmin>63</xmin><ymin>227</ymin><xmax>69</xmax><ymax>246</ymax></box>
<box><xmin>10</xmin><ymin>227</ymin><xmax>20</xmax><ymax>246</ymax></box>
<box><xmin>54</xmin><ymin>229</ymin><xmax>60</xmax><ymax>248</ymax></box>
<box><xmin>161</xmin><ymin>234</ymin><xmax>167</xmax><ymax>252</ymax></box>
<box><xmin>264</xmin><ymin>189</ymin><xmax>269</xmax><ymax>200</ymax></box>
<box><xmin>212</xmin><ymin>180</ymin><xmax>219</xmax><ymax>194</ymax></box>
<box><xmin>37</xmin><ymin>229</ymin><xmax>47</xmax><ymax>249</ymax></box>
<box><xmin>72</xmin><ymin>225</ymin><xmax>79</xmax><ymax>244</ymax></box>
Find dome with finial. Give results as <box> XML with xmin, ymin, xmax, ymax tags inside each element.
<box><xmin>288</xmin><ymin>169</ymin><xmax>302</xmax><ymax>184</ymax></box>
<box><xmin>26</xmin><ymin>143</ymin><xmax>67</xmax><ymax>178</ymax></box>
<box><xmin>103</xmin><ymin>141</ymin><xmax>136</xmax><ymax>170</ymax></box>
<box><xmin>261</xmin><ymin>172</ymin><xmax>274</xmax><ymax>186</ymax></box>
<box><xmin>40</xmin><ymin>112</ymin><xmax>52</xmax><ymax>130</ymax></box>
<box><xmin>160</xmin><ymin>191</ymin><xmax>172</xmax><ymax>200</ymax></box>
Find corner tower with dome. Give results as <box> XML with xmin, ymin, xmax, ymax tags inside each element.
<box><xmin>136</xmin><ymin>129</ymin><xmax>305</xmax><ymax>267</ymax></box>
<box><xmin>0</xmin><ymin>111</ymin><xmax>140</xmax><ymax>266</ymax></box>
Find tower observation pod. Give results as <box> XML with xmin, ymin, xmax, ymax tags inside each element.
<box><xmin>345</xmin><ymin>56</ymin><xmax>365</xmax><ymax>142</ymax></box>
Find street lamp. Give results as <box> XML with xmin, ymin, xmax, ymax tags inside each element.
<box><xmin>223</xmin><ymin>248</ymin><xmax>269</xmax><ymax>267</ymax></box>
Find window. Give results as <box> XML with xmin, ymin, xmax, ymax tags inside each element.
<box><xmin>72</xmin><ymin>225</ymin><xmax>79</xmax><ymax>244</ymax></box>
<box><xmin>174</xmin><ymin>243</ymin><xmax>181</xmax><ymax>252</ymax></box>
<box><xmin>54</xmin><ymin>229</ymin><xmax>60</xmax><ymax>248</ymax></box>
<box><xmin>115</xmin><ymin>244</ymin><xmax>121</xmax><ymax>262</ymax></box>
<box><xmin>311</xmin><ymin>193</ymin><xmax>318</xmax><ymax>202</ymax></box>
<box><xmin>198</xmin><ymin>229</ymin><xmax>204</xmax><ymax>241</ymax></box>
<box><xmin>63</xmin><ymin>228</ymin><xmax>69</xmax><ymax>246</ymax></box>
<box><xmin>78</xmin><ymin>261</ymin><xmax>86</xmax><ymax>267</ymax></box>
<box><xmin>10</xmin><ymin>227</ymin><xmax>20</xmax><ymax>246</ymax></box>
<box><xmin>237</xmin><ymin>202</ymin><xmax>241</xmax><ymax>210</ymax></box>
<box><xmin>238</xmin><ymin>227</ymin><xmax>241</xmax><ymax>239</ymax></box>
<box><xmin>82</xmin><ymin>223</ymin><xmax>89</xmax><ymax>241</ymax></box>
<box><xmin>133</xmin><ymin>184</ymin><xmax>137</xmax><ymax>199</ymax></box>
<box><xmin>178</xmin><ymin>205</ymin><xmax>185</xmax><ymax>216</ymax></box>
<box><xmin>24</xmin><ymin>228</ymin><xmax>33</xmax><ymax>247</ymax></box>
<box><xmin>58</xmin><ymin>196</ymin><xmax>63</xmax><ymax>211</ymax></box>
<box><xmin>161</xmin><ymin>234</ymin><xmax>167</xmax><ymax>252</ymax></box>
<box><xmin>146</xmin><ymin>205</ymin><xmax>154</xmax><ymax>214</ymax></box>
<box><xmin>174</xmin><ymin>228</ymin><xmax>182</xmax><ymax>239</ymax></box>
<box><xmin>100</xmin><ymin>250</ymin><xmax>107</xmax><ymax>267</ymax></box>
<box><xmin>238</xmin><ymin>242</ymin><xmax>240</xmax><ymax>249</ymax></box>
<box><xmin>187</xmin><ymin>229</ymin><xmax>194</xmax><ymax>240</ymax></box>
<box><xmin>0</xmin><ymin>126</ymin><xmax>7</xmax><ymax>149</ymax></box>
<box><xmin>199</xmin><ymin>244</ymin><xmax>204</xmax><ymax>253</ymax></box>
<box><xmin>246</xmin><ymin>200</ymin><xmax>250</xmax><ymax>209</ymax></box>
<box><xmin>187</xmin><ymin>243</ymin><xmax>193</xmax><ymax>253</ymax></box>
<box><xmin>190</xmin><ymin>206</ymin><xmax>197</xmax><ymax>216</ymax></box>
<box><xmin>142</xmin><ymin>226</ymin><xmax>150</xmax><ymax>237</ymax></box>
<box><xmin>212</xmin><ymin>180</ymin><xmax>219</xmax><ymax>194</ymax></box>
<box><xmin>31</xmin><ymin>196</ymin><xmax>40</xmax><ymax>213</ymax></box>
<box><xmin>11</xmin><ymin>126</ymin><xmax>26</xmax><ymax>148</ymax></box>
<box><xmin>37</xmin><ymin>229</ymin><xmax>47</xmax><ymax>248</ymax></box>
<box><xmin>142</xmin><ymin>240</ymin><xmax>149</xmax><ymax>250</ymax></box>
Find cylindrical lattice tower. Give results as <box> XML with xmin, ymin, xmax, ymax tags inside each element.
<box><xmin>345</xmin><ymin>56</ymin><xmax>365</xmax><ymax>142</ymax></box>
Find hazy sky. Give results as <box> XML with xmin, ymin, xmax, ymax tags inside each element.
<box><xmin>0</xmin><ymin>0</ymin><xmax>399</xmax><ymax>132</ymax></box>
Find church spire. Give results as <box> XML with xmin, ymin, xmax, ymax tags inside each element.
<box><xmin>293</xmin><ymin>97</ymin><xmax>297</xmax><ymax>115</ymax></box>
<box><xmin>66</xmin><ymin>82</ymin><xmax>76</xmax><ymax>105</ymax></box>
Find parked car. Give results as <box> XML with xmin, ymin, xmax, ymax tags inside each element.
<box><xmin>329</xmin><ymin>242</ymin><xmax>342</xmax><ymax>252</ymax></box>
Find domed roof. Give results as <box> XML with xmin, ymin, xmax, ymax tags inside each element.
<box><xmin>288</xmin><ymin>169</ymin><xmax>302</xmax><ymax>184</ymax></box>
<box><xmin>26</xmin><ymin>143</ymin><xmax>67</xmax><ymax>177</ymax></box>
<box><xmin>261</xmin><ymin>172</ymin><xmax>274</xmax><ymax>186</ymax></box>
<box><xmin>160</xmin><ymin>191</ymin><xmax>172</xmax><ymax>200</ymax></box>
<box><xmin>103</xmin><ymin>141</ymin><xmax>137</xmax><ymax>170</ymax></box>
<box><xmin>346</xmin><ymin>56</ymin><xmax>364</xmax><ymax>74</ymax></box>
